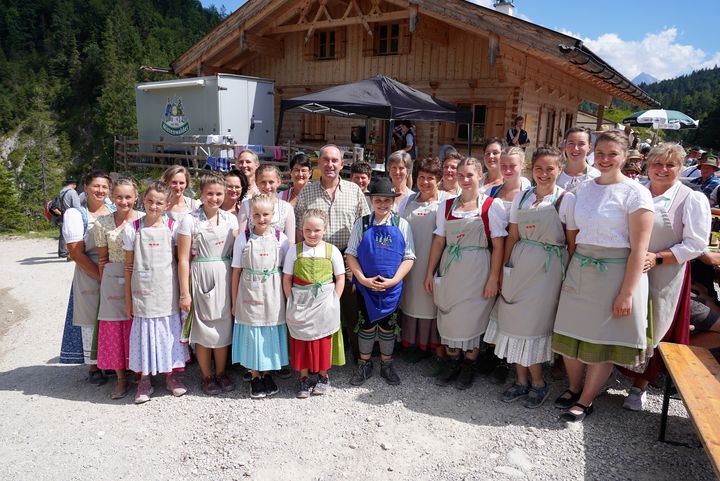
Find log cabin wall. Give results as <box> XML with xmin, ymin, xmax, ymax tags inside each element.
<box><xmin>174</xmin><ymin>1</ymin><xmax>649</xmax><ymax>161</ymax></box>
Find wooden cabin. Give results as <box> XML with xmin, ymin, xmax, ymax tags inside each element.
<box><xmin>171</xmin><ymin>0</ymin><xmax>658</xmax><ymax>160</ymax></box>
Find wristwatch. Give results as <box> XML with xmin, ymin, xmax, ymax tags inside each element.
<box><xmin>655</xmin><ymin>254</ymin><xmax>664</xmax><ymax>265</ymax></box>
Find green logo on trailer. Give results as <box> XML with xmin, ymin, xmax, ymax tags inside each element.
<box><xmin>161</xmin><ymin>96</ymin><xmax>190</xmax><ymax>136</ymax></box>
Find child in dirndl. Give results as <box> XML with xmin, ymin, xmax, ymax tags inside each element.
<box><xmin>283</xmin><ymin>209</ymin><xmax>346</xmax><ymax>399</ymax></box>
<box><xmin>95</xmin><ymin>178</ymin><xmax>143</xmax><ymax>399</ymax></box>
<box><xmin>232</xmin><ymin>194</ymin><xmax>290</xmax><ymax>399</ymax></box>
<box><xmin>346</xmin><ymin>177</ymin><xmax>416</xmax><ymax>386</ymax></box>
<box><xmin>123</xmin><ymin>181</ymin><xmax>190</xmax><ymax>404</ymax></box>
<box><xmin>177</xmin><ymin>173</ymin><xmax>239</xmax><ymax>396</ymax></box>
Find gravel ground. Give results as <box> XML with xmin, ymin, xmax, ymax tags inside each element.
<box><xmin>0</xmin><ymin>237</ymin><xmax>715</xmax><ymax>481</ymax></box>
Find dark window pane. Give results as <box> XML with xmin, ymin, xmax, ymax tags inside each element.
<box><xmin>457</xmin><ymin>124</ymin><xmax>469</xmax><ymax>141</ymax></box>
<box><xmin>474</xmin><ymin>105</ymin><xmax>486</xmax><ymax>123</ymax></box>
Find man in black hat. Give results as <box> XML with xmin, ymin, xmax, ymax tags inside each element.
<box><xmin>55</xmin><ymin>177</ymin><xmax>82</xmax><ymax>258</ymax></box>
<box><xmin>345</xmin><ymin>177</ymin><xmax>416</xmax><ymax>386</ymax></box>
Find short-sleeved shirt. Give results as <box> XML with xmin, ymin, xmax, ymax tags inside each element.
<box><xmin>574</xmin><ymin>178</ymin><xmax>654</xmax><ymax>248</ymax></box>
<box><xmin>95</xmin><ymin>212</ymin><xmax>145</xmax><ymax>263</ymax></box>
<box><xmin>60</xmin><ymin>186</ymin><xmax>82</xmax><ymax>212</ymax></box>
<box><xmin>282</xmin><ymin>241</ymin><xmax>345</xmax><ymax>276</ymax></box>
<box><xmin>177</xmin><ymin>208</ymin><xmax>239</xmax><ymax>257</ymax></box>
<box><xmin>122</xmin><ymin>217</ymin><xmax>179</xmax><ymax>251</ymax></box>
<box><xmin>433</xmin><ymin>195</ymin><xmax>508</xmax><ymax>238</ymax></box>
<box><xmin>345</xmin><ymin>214</ymin><xmax>416</xmax><ymax>261</ymax></box>
<box><xmin>508</xmin><ymin>188</ymin><xmax>578</xmax><ymax>230</ymax></box>
<box><xmin>295</xmin><ymin>179</ymin><xmax>371</xmax><ymax>251</ymax></box>
<box><xmin>238</xmin><ymin>197</ymin><xmax>295</xmax><ymax>244</ymax></box>
<box><xmin>231</xmin><ymin>230</ymin><xmax>289</xmax><ymax>269</ymax></box>
<box><xmin>506</xmin><ymin>128</ymin><xmax>529</xmax><ymax>147</ymax></box>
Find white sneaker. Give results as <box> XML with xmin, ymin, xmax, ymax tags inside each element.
<box><xmin>622</xmin><ymin>387</ymin><xmax>647</xmax><ymax>411</ymax></box>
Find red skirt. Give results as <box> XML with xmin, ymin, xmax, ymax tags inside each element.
<box><xmin>620</xmin><ymin>265</ymin><xmax>691</xmax><ymax>383</ymax></box>
<box><xmin>290</xmin><ymin>335</ymin><xmax>332</xmax><ymax>372</ymax></box>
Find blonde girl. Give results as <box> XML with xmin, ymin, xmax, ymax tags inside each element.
<box><xmin>177</xmin><ymin>173</ymin><xmax>239</xmax><ymax>396</ymax></box>
<box><xmin>232</xmin><ymin>194</ymin><xmax>290</xmax><ymax>399</ymax></box>
<box><xmin>485</xmin><ymin>147</ymin><xmax>578</xmax><ymax>408</ymax></box>
<box><xmin>282</xmin><ymin>209</ymin><xmax>345</xmax><ymax>398</ymax></box>
<box><xmin>95</xmin><ymin>178</ymin><xmax>143</xmax><ymax>399</ymax></box>
<box><xmin>488</xmin><ymin>147</ymin><xmax>526</xmax><ymax>209</ymax></box>
<box><xmin>238</xmin><ymin>164</ymin><xmax>296</xmax><ymax>243</ymax></box>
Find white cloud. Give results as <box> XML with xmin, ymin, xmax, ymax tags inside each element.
<box><xmin>558</xmin><ymin>27</ymin><xmax>716</xmax><ymax>80</ymax></box>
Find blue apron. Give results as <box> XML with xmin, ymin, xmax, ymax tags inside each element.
<box><xmin>353</xmin><ymin>213</ymin><xmax>406</xmax><ymax>323</ymax></box>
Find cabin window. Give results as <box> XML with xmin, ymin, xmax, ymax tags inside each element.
<box><xmin>317</xmin><ymin>31</ymin><xmax>336</xmax><ymax>60</ymax></box>
<box><xmin>376</xmin><ymin>23</ymin><xmax>400</xmax><ymax>55</ymax></box>
<box><xmin>457</xmin><ymin>104</ymin><xmax>486</xmax><ymax>144</ymax></box>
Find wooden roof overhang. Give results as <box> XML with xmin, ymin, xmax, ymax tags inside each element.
<box><xmin>171</xmin><ymin>0</ymin><xmax>659</xmax><ymax>108</ymax></box>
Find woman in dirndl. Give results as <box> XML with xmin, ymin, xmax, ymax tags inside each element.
<box><xmin>424</xmin><ymin>156</ymin><xmax>508</xmax><ymax>390</ymax></box>
<box><xmin>162</xmin><ymin>165</ymin><xmax>200</xmax><ymax>223</ymax></box>
<box><xmin>59</xmin><ymin>170</ymin><xmax>112</xmax><ymax>385</ymax></box>
<box><xmin>619</xmin><ymin>143</ymin><xmax>710</xmax><ymax>411</ymax></box>
<box><xmin>552</xmin><ymin>130</ymin><xmax>655</xmax><ymax>422</ymax></box>
<box><xmin>397</xmin><ymin>157</ymin><xmax>450</xmax><ymax>373</ymax></box>
<box><xmin>485</xmin><ymin>147</ymin><xmax>578</xmax><ymax>409</ymax></box>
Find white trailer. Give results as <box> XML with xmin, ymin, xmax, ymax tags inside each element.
<box><xmin>135</xmin><ymin>74</ymin><xmax>275</xmax><ymax>151</ymax></box>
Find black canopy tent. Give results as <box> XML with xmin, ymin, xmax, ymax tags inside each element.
<box><xmin>277</xmin><ymin>76</ymin><xmax>473</xmax><ymax>161</ymax></box>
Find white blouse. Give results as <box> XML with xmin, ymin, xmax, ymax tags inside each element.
<box><xmin>433</xmin><ymin>194</ymin><xmax>508</xmax><ymax>238</ymax></box>
<box><xmin>650</xmin><ymin>182</ymin><xmax>710</xmax><ymax>264</ymax></box>
<box><xmin>231</xmin><ymin>230</ymin><xmax>289</xmax><ymax>269</ymax></box>
<box><xmin>508</xmin><ymin>187</ymin><xmax>578</xmax><ymax>230</ymax></box>
<box><xmin>557</xmin><ymin>166</ymin><xmax>601</xmax><ymax>192</ymax></box>
<box><xmin>574</xmin><ymin>178</ymin><xmax>654</xmax><ymax>248</ymax></box>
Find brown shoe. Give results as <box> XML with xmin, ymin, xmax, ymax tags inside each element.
<box><xmin>216</xmin><ymin>373</ymin><xmax>236</xmax><ymax>392</ymax></box>
<box><xmin>201</xmin><ymin>376</ymin><xmax>222</xmax><ymax>396</ymax></box>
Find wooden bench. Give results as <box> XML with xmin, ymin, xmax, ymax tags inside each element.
<box><xmin>658</xmin><ymin>342</ymin><xmax>720</xmax><ymax>478</ymax></box>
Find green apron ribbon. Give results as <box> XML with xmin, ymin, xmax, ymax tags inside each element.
<box><xmin>520</xmin><ymin>239</ymin><xmax>567</xmax><ymax>280</ymax></box>
<box><xmin>442</xmin><ymin>243</ymin><xmax>485</xmax><ymax>276</ymax></box>
<box><xmin>193</xmin><ymin>256</ymin><xmax>231</xmax><ymax>263</ymax></box>
<box><xmin>574</xmin><ymin>252</ymin><xmax>627</xmax><ymax>272</ymax></box>
<box><xmin>293</xmin><ymin>278</ymin><xmax>333</xmax><ymax>297</ymax></box>
<box><xmin>244</xmin><ymin>266</ymin><xmax>280</xmax><ymax>280</ymax></box>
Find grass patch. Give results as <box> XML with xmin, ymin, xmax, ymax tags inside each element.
<box><xmin>1</xmin><ymin>228</ymin><xmax>58</xmax><ymax>240</ymax></box>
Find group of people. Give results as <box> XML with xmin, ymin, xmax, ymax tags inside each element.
<box><xmin>57</xmin><ymin>129</ymin><xmax>716</xmax><ymax>424</ymax></box>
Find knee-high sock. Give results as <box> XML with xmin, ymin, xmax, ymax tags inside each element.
<box><xmin>358</xmin><ymin>326</ymin><xmax>378</xmax><ymax>356</ymax></box>
<box><xmin>378</xmin><ymin>329</ymin><xmax>396</xmax><ymax>357</ymax></box>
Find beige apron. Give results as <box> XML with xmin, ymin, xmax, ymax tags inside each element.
<box><xmin>647</xmin><ymin>184</ymin><xmax>691</xmax><ymax>346</ymax></box>
<box><xmin>434</xmin><ymin>200</ymin><xmax>494</xmax><ymax>342</ymax></box>
<box><xmin>286</xmin><ymin>244</ymin><xmax>341</xmax><ymax>341</ymax></box>
<box><xmin>131</xmin><ymin>219</ymin><xmax>179</xmax><ymax>318</ymax></box>
<box><xmin>496</xmin><ymin>195</ymin><xmax>568</xmax><ymax>338</ymax></box>
<box><xmin>399</xmin><ymin>193</ymin><xmax>442</xmax><ymax>319</ymax></box>
<box><xmin>236</xmin><ymin>232</ymin><xmax>285</xmax><ymax>327</ymax></box>
<box><xmin>554</xmin><ymin>244</ymin><xmax>648</xmax><ymax>349</ymax></box>
<box><xmin>72</xmin><ymin>209</ymin><xmax>101</xmax><ymax>327</ymax></box>
<box><xmin>97</xmin><ymin>262</ymin><xmax>127</xmax><ymax>321</ymax></box>
<box><xmin>189</xmin><ymin>215</ymin><xmax>234</xmax><ymax>347</ymax></box>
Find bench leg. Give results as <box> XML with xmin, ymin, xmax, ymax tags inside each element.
<box><xmin>659</xmin><ymin>375</ymin><xmax>672</xmax><ymax>442</ymax></box>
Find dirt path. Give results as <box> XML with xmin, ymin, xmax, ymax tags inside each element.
<box><xmin>0</xmin><ymin>237</ymin><xmax>714</xmax><ymax>481</ymax></box>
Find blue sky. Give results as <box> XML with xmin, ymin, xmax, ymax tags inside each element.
<box><xmin>200</xmin><ymin>0</ymin><xmax>720</xmax><ymax>80</ymax></box>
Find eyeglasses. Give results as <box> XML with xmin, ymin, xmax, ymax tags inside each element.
<box><xmin>291</xmin><ymin>168</ymin><xmax>311</xmax><ymax>175</ymax></box>
<box><xmin>226</xmin><ymin>185</ymin><xmax>244</xmax><ymax>191</ymax></box>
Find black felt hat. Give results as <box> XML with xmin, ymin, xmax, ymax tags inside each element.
<box><xmin>365</xmin><ymin>176</ymin><xmax>401</xmax><ymax>197</ymax></box>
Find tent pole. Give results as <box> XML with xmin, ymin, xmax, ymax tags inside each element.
<box><xmin>385</xmin><ymin>120</ymin><xmax>394</xmax><ymax>165</ymax></box>
<box><xmin>467</xmin><ymin>124</ymin><xmax>472</xmax><ymax>156</ymax></box>
<box><xmin>275</xmin><ymin>109</ymin><xmax>285</xmax><ymax>146</ymax></box>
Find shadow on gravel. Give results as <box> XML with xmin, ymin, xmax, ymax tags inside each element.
<box><xmin>17</xmin><ymin>256</ymin><xmax>68</xmax><ymax>266</ymax></box>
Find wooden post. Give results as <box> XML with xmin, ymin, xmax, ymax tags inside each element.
<box><xmin>596</xmin><ymin>104</ymin><xmax>605</xmax><ymax>132</ymax></box>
